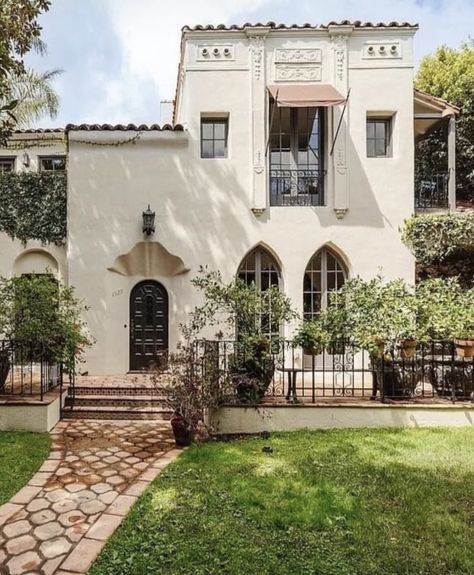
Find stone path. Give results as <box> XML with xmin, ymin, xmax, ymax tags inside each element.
<box><xmin>0</xmin><ymin>420</ymin><xmax>181</xmax><ymax>575</ymax></box>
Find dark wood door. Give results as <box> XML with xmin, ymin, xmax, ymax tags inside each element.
<box><xmin>129</xmin><ymin>281</ymin><xmax>168</xmax><ymax>371</ymax></box>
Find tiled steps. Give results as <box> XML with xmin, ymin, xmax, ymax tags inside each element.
<box><xmin>62</xmin><ymin>375</ymin><xmax>172</xmax><ymax>421</ymax></box>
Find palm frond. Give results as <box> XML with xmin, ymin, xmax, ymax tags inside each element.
<box><xmin>3</xmin><ymin>68</ymin><xmax>62</xmax><ymax>127</ymax></box>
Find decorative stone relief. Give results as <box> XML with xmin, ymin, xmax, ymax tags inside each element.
<box><xmin>363</xmin><ymin>41</ymin><xmax>401</xmax><ymax>59</ymax></box>
<box><xmin>197</xmin><ymin>44</ymin><xmax>235</xmax><ymax>61</ymax></box>
<box><xmin>332</xmin><ymin>35</ymin><xmax>348</xmax><ymax>83</ymax></box>
<box><xmin>275</xmin><ymin>66</ymin><xmax>321</xmax><ymax>82</ymax></box>
<box><xmin>248</xmin><ymin>36</ymin><xmax>265</xmax><ymax>80</ymax></box>
<box><xmin>334</xmin><ymin>208</ymin><xmax>348</xmax><ymax>219</ymax></box>
<box><xmin>275</xmin><ymin>48</ymin><xmax>322</xmax><ymax>63</ymax></box>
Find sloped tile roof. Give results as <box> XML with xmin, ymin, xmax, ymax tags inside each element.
<box><xmin>65</xmin><ymin>123</ymin><xmax>184</xmax><ymax>132</ymax></box>
<box><xmin>13</xmin><ymin>128</ymin><xmax>64</xmax><ymax>134</ymax></box>
<box><xmin>182</xmin><ymin>21</ymin><xmax>418</xmax><ymax>32</ymax></box>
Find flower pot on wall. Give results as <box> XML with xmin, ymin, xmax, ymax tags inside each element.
<box><xmin>454</xmin><ymin>338</ymin><xmax>474</xmax><ymax>358</ymax></box>
<box><xmin>303</xmin><ymin>345</ymin><xmax>322</xmax><ymax>356</ymax></box>
<box><xmin>171</xmin><ymin>414</ymin><xmax>194</xmax><ymax>447</ymax></box>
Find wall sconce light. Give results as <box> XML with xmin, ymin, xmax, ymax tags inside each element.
<box><xmin>22</xmin><ymin>152</ymin><xmax>30</xmax><ymax>167</ymax></box>
<box><xmin>142</xmin><ymin>205</ymin><xmax>155</xmax><ymax>236</ymax></box>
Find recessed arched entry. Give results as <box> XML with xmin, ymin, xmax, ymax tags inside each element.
<box><xmin>129</xmin><ymin>280</ymin><xmax>169</xmax><ymax>371</ymax></box>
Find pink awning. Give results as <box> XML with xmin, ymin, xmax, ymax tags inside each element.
<box><xmin>268</xmin><ymin>84</ymin><xmax>346</xmax><ymax>107</ymax></box>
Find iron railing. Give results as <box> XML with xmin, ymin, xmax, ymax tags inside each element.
<box><xmin>270</xmin><ymin>169</ymin><xmax>325</xmax><ymax>206</ymax></box>
<box><xmin>195</xmin><ymin>340</ymin><xmax>474</xmax><ymax>403</ymax></box>
<box><xmin>415</xmin><ymin>173</ymin><xmax>449</xmax><ymax>209</ymax></box>
<box><xmin>0</xmin><ymin>340</ymin><xmax>68</xmax><ymax>401</ymax></box>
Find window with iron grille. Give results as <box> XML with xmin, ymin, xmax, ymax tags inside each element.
<box><xmin>366</xmin><ymin>118</ymin><xmax>391</xmax><ymax>158</ymax></box>
<box><xmin>0</xmin><ymin>157</ymin><xmax>15</xmax><ymax>172</ymax></box>
<box><xmin>40</xmin><ymin>156</ymin><xmax>66</xmax><ymax>171</ymax></box>
<box><xmin>200</xmin><ymin>118</ymin><xmax>228</xmax><ymax>158</ymax></box>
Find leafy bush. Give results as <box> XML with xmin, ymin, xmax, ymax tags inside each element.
<box><xmin>401</xmin><ymin>212</ymin><xmax>474</xmax><ymax>264</ymax></box>
<box><xmin>0</xmin><ymin>171</ymin><xmax>67</xmax><ymax>244</ymax></box>
<box><xmin>0</xmin><ymin>274</ymin><xmax>93</xmax><ymax>370</ymax></box>
<box><xmin>293</xmin><ymin>316</ymin><xmax>330</xmax><ymax>352</ymax></box>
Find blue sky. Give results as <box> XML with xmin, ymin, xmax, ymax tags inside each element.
<box><xmin>26</xmin><ymin>0</ymin><xmax>474</xmax><ymax>127</ymax></box>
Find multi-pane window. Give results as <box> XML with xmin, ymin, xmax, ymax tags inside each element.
<box><xmin>0</xmin><ymin>157</ymin><xmax>15</xmax><ymax>172</ymax></box>
<box><xmin>200</xmin><ymin>118</ymin><xmax>228</xmax><ymax>158</ymax></box>
<box><xmin>40</xmin><ymin>156</ymin><xmax>66</xmax><ymax>171</ymax></box>
<box><xmin>269</xmin><ymin>104</ymin><xmax>325</xmax><ymax>205</ymax></box>
<box><xmin>366</xmin><ymin>118</ymin><xmax>391</xmax><ymax>158</ymax></box>
<box><xmin>237</xmin><ymin>246</ymin><xmax>281</xmax><ymax>341</ymax></box>
<box><xmin>303</xmin><ymin>249</ymin><xmax>347</xmax><ymax>320</ymax></box>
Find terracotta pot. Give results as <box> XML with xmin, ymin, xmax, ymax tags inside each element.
<box><xmin>171</xmin><ymin>415</ymin><xmax>194</xmax><ymax>447</ymax></box>
<box><xmin>303</xmin><ymin>345</ymin><xmax>322</xmax><ymax>356</ymax></box>
<box><xmin>400</xmin><ymin>339</ymin><xmax>417</xmax><ymax>359</ymax></box>
<box><xmin>454</xmin><ymin>338</ymin><xmax>474</xmax><ymax>358</ymax></box>
<box><xmin>0</xmin><ymin>352</ymin><xmax>10</xmax><ymax>392</ymax></box>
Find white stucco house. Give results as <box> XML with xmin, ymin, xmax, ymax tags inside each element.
<box><xmin>0</xmin><ymin>21</ymin><xmax>459</xmax><ymax>376</ymax></box>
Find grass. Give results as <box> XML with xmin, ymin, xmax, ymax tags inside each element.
<box><xmin>91</xmin><ymin>428</ymin><xmax>474</xmax><ymax>575</ymax></box>
<box><xmin>0</xmin><ymin>431</ymin><xmax>51</xmax><ymax>505</ymax></box>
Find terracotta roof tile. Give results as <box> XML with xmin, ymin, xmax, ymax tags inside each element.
<box><xmin>182</xmin><ymin>21</ymin><xmax>418</xmax><ymax>32</ymax></box>
<box><xmin>12</xmin><ymin>128</ymin><xmax>64</xmax><ymax>134</ymax></box>
<box><xmin>65</xmin><ymin>123</ymin><xmax>184</xmax><ymax>132</ymax></box>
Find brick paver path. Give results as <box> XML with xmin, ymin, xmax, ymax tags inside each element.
<box><xmin>0</xmin><ymin>420</ymin><xmax>181</xmax><ymax>574</ymax></box>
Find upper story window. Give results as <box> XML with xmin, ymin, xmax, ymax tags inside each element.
<box><xmin>40</xmin><ymin>156</ymin><xmax>66</xmax><ymax>172</ymax></box>
<box><xmin>270</xmin><ymin>104</ymin><xmax>325</xmax><ymax>206</ymax></box>
<box><xmin>366</xmin><ymin>117</ymin><xmax>392</xmax><ymax>158</ymax></box>
<box><xmin>200</xmin><ymin>117</ymin><xmax>228</xmax><ymax>159</ymax></box>
<box><xmin>0</xmin><ymin>157</ymin><xmax>15</xmax><ymax>172</ymax></box>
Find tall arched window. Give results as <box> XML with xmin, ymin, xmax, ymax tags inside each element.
<box><xmin>237</xmin><ymin>246</ymin><xmax>281</xmax><ymax>340</ymax></box>
<box><xmin>237</xmin><ymin>246</ymin><xmax>280</xmax><ymax>290</ymax></box>
<box><xmin>303</xmin><ymin>248</ymin><xmax>347</xmax><ymax>319</ymax></box>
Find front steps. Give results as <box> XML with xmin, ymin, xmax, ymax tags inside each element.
<box><xmin>62</xmin><ymin>374</ymin><xmax>173</xmax><ymax>421</ymax></box>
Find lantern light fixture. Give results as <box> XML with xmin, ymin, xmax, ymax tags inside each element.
<box><xmin>142</xmin><ymin>205</ymin><xmax>155</xmax><ymax>236</ymax></box>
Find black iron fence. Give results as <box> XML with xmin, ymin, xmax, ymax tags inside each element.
<box><xmin>0</xmin><ymin>340</ymin><xmax>68</xmax><ymax>401</ymax></box>
<box><xmin>415</xmin><ymin>173</ymin><xmax>449</xmax><ymax>209</ymax></box>
<box><xmin>195</xmin><ymin>340</ymin><xmax>474</xmax><ymax>403</ymax></box>
<box><xmin>270</xmin><ymin>169</ymin><xmax>325</xmax><ymax>206</ymax></box>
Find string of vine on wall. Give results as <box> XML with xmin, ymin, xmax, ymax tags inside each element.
<box><xmin>0</xmin><ymin>172</ymin><xmax>67</xmax><ymax>244</ymax></box>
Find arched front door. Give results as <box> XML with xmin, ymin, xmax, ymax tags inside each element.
<box><xmin>129</xmin><ymin>281</ymin><xmax>169</xmax><ymax>371</ymax></box>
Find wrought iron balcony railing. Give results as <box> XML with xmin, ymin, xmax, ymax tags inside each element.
<box><xmin>270</xmin><ymin>169</ymin><xmax>325</xmax><ymax>206</ymax></box>
<box><xmin>415</xmin><ymin>173</ymin><xmax>449</xmax><ymax>210</ymax></box>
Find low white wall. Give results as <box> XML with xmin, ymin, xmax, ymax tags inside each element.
<box><xmin>211</xmin><ymin>405</ymin><xmax>474</xmax><ymax>434</ymax></box>
<box><xmin>0</xmin><ymin>395</ymin><xmax>64</xmax><ymax>432</ymax></box>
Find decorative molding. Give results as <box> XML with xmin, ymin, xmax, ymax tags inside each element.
<box><xmin>275</xmin><ymin>48</ymin><xmax>322</xmax><ymax>64</ymax></box>
<box><xmin>362</xmin><ymin>41</ymin><xmax>402</xmax><ymax>60</ymax></box>
<box><xmin>248</xmin><ymin>36</ymin><xmax>265</xmax><ymax>80</ymax></box>
<box><xmin>197</xmin><ymin>44</ymin><xmax>235</xmax><ymax>62</ymax></box>
<box><xmin>332</xmin><ymin>35</ymin><xmax>348</xmax><ymax>84</ymax></box>
<box><xmin>251</xmin><ymin>207</ymin><xmax>266</xmax><ymax>217</ymax></box>
<box><xmin>275</xmin><ymin>65</ymin><xmax>321</xmax><ymax>82</ymax></box>
<box><xmin>334</xmin><ymin>208</ymin><xmax>348</xmax><ymax>219</ymax></box>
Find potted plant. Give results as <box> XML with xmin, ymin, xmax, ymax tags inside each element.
<box><xmin>293</xmin><ymin>317</ymin><xmax>329</xmax><ymax>355</ymax></box>
<box><xmin>453</xmin><ymin>288</ymin><xmax>474</xmax><ymax>358</ymax></box>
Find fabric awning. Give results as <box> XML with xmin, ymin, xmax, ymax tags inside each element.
<box><xmin>268</xmin><ymin>84</ymin><xmax>346</xmax><ymax>107</ymax></box>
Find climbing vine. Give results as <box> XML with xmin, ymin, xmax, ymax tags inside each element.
<box><xmin>0</xmin><ymin>171</ymin><xmax>67</xmax><ymax>244</ymax></box>
<box><xmin>401</xmin><ymin>212</ymin><xmax>474</xmax><ymax>264</ymax></box>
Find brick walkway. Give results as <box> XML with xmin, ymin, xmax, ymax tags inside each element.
<box><xmin>0</xmin><ymin>420</ymin><xmax>180</xmax><ymax>575</ymax></box>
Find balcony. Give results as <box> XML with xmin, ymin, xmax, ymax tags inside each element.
<box><xmin>415</xmin><ymin>173</ymin><xmax>449</xmax><ymax>210</ymax></box>
<box><xmin>270</xmin><ymin>169</ymin><xmax>325</xmax><ymax>207</ymax></box>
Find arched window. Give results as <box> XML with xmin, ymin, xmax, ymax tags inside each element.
<box><xmin>303</xmin><ymin>248</ymin><xmax>347</xmax><ymax>319</ymax></box>
<box><xmin>237</xmin><ymin>246</ymin><xmax>281</xmax><ymax>340</ymax></box>
<box><xmin>237</xmin><ymin>246</ymin><xmax>280</xmax><ymax>290</ymax></box>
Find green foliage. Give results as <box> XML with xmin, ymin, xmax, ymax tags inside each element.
<box><xmin>416</xmin><ymin>42</ymin><xmax>474</xmax><ymax>202</ymax></box>
<box><xmin>324</xmin><ymin>276</ymin><xmax>418</xmax><ymax>356</ymax></box>
<box><xmin>0</xmin><ymin>0</ymin><xmax>51</xmax><ymax>141</ymax></box>
<box><xmin>0</xmin><ymin>274</ymin><xmax>93</xmax><ymax>370</ymax></box>
<box><xmin>293</xmin><ymin>316</ymin><xmax>330</xmax><ymax>352</ymax></box>
<box><xmin>0</xmin><ymin>171</ymin><xmax>67</xmax><ymax>244</ymax></box>
<box><xmin>189</xmin><ymin>266</ymin><xmax>296</xmax><ymax>341</ymax></box>
<box><xmin>401</xmin><ymin>212</ymin><xmax>474</xmax><ymax>264</ymax></box>
<box><xmin>0</xmin><ymin>431</ymin><xmax>50</xmax><ymax>506</ymax></box>
<box><xmin>91</xmin><ymin>428</ymin><xmax>474</xmax><ymax>575</ymax></box>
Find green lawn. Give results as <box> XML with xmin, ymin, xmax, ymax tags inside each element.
<box><xmin>91</xmin><ymin>428</ymin><xmax>474</xmax><ymax>575</ymax></box>
<box><xmin>0</xmin><ymin>431</ymin><xmax>51</xmax><ymax>506</ymax></box>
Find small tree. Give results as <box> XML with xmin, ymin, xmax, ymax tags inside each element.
<box><xmin>0</xmin><ymin>274</ymin><xmax>93</xmax><ymax>371</ymax></box>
